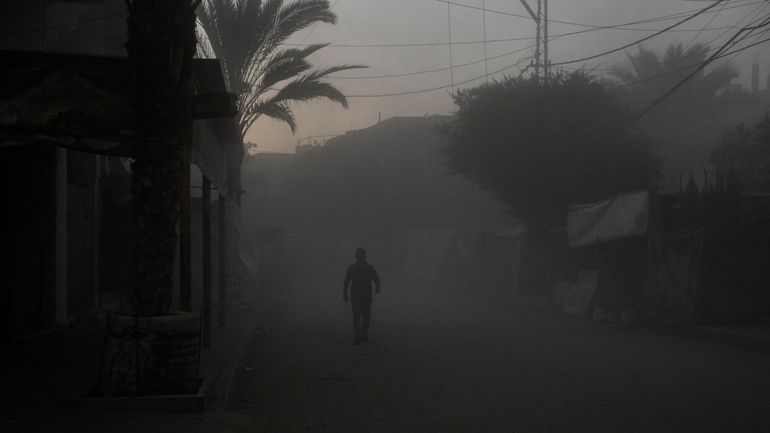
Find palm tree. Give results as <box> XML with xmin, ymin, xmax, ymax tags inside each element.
<box><xmin>127</xmin><ymin>0</ymin><xmax>199</xmax><ymax>317</ymax></box>
<box><xmin>196</xmin><ymin>0</ymin><xmax>365</xmax><ymax>137</ymax></box>
<box><xmin>611</xmin><ymin>42</ymin><xmax>736</xmax><ymax>114</ymax></box>
<box><xmin>100</xmin><ymin>0</ymin><xmax>199</xmax><ymax>397</ymax></box>
<box><xmin>610</xmin><ymin>42</ymin><xmax>745</xmax><ymax>188</ymax></box>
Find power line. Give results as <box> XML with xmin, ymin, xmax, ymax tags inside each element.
<box><xmin>329</xmin><ymin>42</ymin><xmax>537</xmax><ymax>79</ymax></box>
<box><xmin>607</xmin><ymin>46</ymin><xmax>740</xmax><ymax>91</ymax></box>
<box><xmin>344</xmin><ymin>56</ymin><xmax>534</xmax><ymax>98</ymax></box>
<box><xmin>576</xmin><ymin>1</ymin><xmax>769</xmax><ymax>74</ymax></box>
<box><xmin>340</xmin><ymin>29</ymin><xmax>770</xmax><ymax>104</ymax></box>
<box><xmin>572</xmin><ymin>8</ymin><xmax>770</xmax><ymax>86</ymax></box>
<box><xmin>279</xmin><ymin>1</ymin><xmax>763</xmax><ymax>50</ymax></box>
<box><xmin>559</xmin><ymin>21</ymin><xmax>770</xmax><ymax>84</ymax></box>
<box><xmin>330</xmin><ymin>1</ymin><xmax>753</xmax><ymax>81</ymax></box>
<box><xmin>328</xmin><ymin>7</ymin><xmax>744</xmax><ymax>80</ymax></box>
<box><xmin>550</xmin><ymin>0</ymin><xmax>732</xmax><ymax>67</ymax></box>
<box><xmin>280</xmin><ymin>25</ymin><xmax>745</xmax><ymax>49</ymax></box>
<box><xmin>682</xmin><ymin>0</ymin><xmax>731</xmax><ymax>50</ymax></box>
<box><xmin>435</xmin><ymin>0</ymin><xmax>753</xmax><ymax>30</ymax></box>
<box><xmin>340</xmin><ymin>2</ymin><xmax>766</xmax><ymax>99</ymax></box>
<box><xmin>636</xmin><ymin>13</ymin><xmax>770</xmax><ymax>119</ymax></box>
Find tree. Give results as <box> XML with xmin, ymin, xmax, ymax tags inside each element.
<box><xmin>610</xmin><ymin>42</ymin><xmax>755</xmax><ymax>187</ymax></box>
<box><xmin>98</xmin><ymin>0</ymin><xmax>200</xmax><ymax>397</ymax></box>
<box><xmin>196</xmin><ymin>0</ymin><xmax>364</xmax><ymax>137</ymax></box>
<box><xmin>440</xmin><ymin>72</ymin><xmax>661</xmax><ymax>231</ymax></box>
<box><xmin>611</xmin><ymin>43</ymin><xmax>736</xmax><ymax>115</ymax></box>
<box><xmin>710</xmin><ymin>114</ymin><xmax>770</xmax><ymax>191</ymax></box>
<box><xmin>126</xmin><ymin>0</ymin><xmax>199</xmax><ymax>316</ymax></box>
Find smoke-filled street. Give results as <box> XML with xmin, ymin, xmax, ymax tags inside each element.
<box><xmin>226</xmin><ymin>283</ymin><xmax>770</xmax><ymax>433</ymax></box>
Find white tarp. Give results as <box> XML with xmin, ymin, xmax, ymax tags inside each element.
<box><xmin>567</xmin><ymin>191</ymin><xmax>649</xmax><ymax>248</ymax></box>
<box><xmin>563</xmin><ymin>270</ymin><xmax>599</xmax><ymax>316</ymax></box>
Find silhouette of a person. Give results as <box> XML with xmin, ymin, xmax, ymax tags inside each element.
<box><xmin>343</xmin><ymin>248</ymin><xmax>381</xmax><ymax>345</ymax></box>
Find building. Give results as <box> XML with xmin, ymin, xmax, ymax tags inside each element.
<box><xmin>0</xmin><ymin>1</ymin><xmax>243</xmax><ymax>341</ymax></box>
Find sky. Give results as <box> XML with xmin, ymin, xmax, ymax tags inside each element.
<box><xmin>247</xmin><ymin>0</ymin><xmax>770</xmax><ymax>153</ymax></box>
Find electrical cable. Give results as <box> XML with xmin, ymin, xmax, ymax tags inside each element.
<box><xmin>329</xmin><ymin>42</ymin><xmax>537</xmax><ymax>79</ymax></box>
<box><xmin>338</xmin><ymin>8</ymin><xmax>770</xmax><ymax>100</ymax></box>
<box><xmin>280</xmin><ymin>1</ymin><xmax>765</xmax><ymax>50</ymax></box>
<box><xmin>576</xmin><ymin>1</ymin><xmax>768</xmax><ymax>74</ymax></box>
<box><xmin>283</xmin><ymin>1</ymin><xmax>764</xmax><ymax>49</ymax></box>
<box><xmin>330</xmin><ymin>2</ymin><xmax>751</xmax><ymax>81</ymax></box>
<box><xmin>549</xmin><ymin>0</ymin><xmax>731</xmax><ymax>67</ymax></box>
<box><xmin>559</xmin><ymin>20</ymin><xmax>770</xmax><ymax>81</ymax></box>
<box><xmin>682</xmin><ymin>0</ymin><xmax>731</xmax><ymax>50</ymax></box>
<box><xmin>589</xmin><ymin>9</ymin><xmax>770</xmax><ymax>90</ymax></box>
<box><xmin>290</xmin><ymin>0</ymin><xmax>760</xmax><ymax>93</ymax></box>
<box><xmin>435</xmin><ymin>0</ymin><xmax>751</xmax><ymax>31</ymax></box>
<box><xmin>343</xmin><ymin>56</ymin><xmax>534</xmax><ymax>98</ymax></box>
<box><xmin>636</xmin><ymin>13</ymin><xmax>770</xmax><ymax>118</ymax></box>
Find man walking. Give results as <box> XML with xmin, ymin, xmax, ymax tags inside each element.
<box><xmin>343</xmin><ymin>248</ymin><xmax>381</xmax><ymax>345</ymax></box>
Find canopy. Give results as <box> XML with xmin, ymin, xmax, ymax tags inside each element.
<box><xmin>0</xmin><ymin>50</ymin><xmax>242</xmax><ymax>199</ymax></box>
<box><xmin>0</xmin><ymin>51</ymin><xmax>136</xmax><ymax>155</ymax></box>
<box><xmin>567</xmin><ymin>191</ymin><xmax>649</xmax><ymax>248</ymax></box>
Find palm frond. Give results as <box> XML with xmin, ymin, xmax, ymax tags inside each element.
<box><xmin>305</xmin><ymin>63</ymin><xmax>368</xmax><ymax>78</ymax></box>
<box><xmin>269</xmin><ymin>75</ymin><xmax>349</xmax><ymax>107</ymax></box>
<box><xmin>631</xmin><ymin>46</ymin><xmax>662</xmax><ymax>81</ymax></box>
<box><xmin>274</xmin><ymin>0</ymin><xmax>336</xmax><ymax>43</ymax></box>
<box><xmin>197</xmin><ymin>0</ymin><xmax>365</xmax><ymax>137</ymax></box>
<box><xmin>245</xmin><ymin>100</ymin><xmax>297</xmax><ymax>132</ymax></box>
<box><xmin>258</xmin><ymin>43</ymin><xmax>329</xmax><ymax>90</ymax></box>
<box><xmin>663</xmin><ymin>43</ymin><xmax>685</xmax><ymax>69</ymax></box>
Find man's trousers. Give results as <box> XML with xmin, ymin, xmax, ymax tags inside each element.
<box><xmin>351</xmin><ymin>297</ymin><xmax>372</xmax><ymax>338</ymax></box>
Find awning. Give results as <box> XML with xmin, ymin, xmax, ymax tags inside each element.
<box><xmin>0</xmin><ymin>50</ymin><xmax>242</xmax><ymax>199</ymax></box>
<box><xmin>567</xmin><ymin>191</ymin><xmax>649</xmax><ymax>248</ymax></box>
<box><xmin>0</xmin><ymin>51</ymin><xmax>136</xmax><ymax>155</ymax></box>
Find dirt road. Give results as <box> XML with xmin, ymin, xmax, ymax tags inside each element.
<box><xmin>226</xmin><ymin>284</ymin><xmax>770</xmax><ymax>433</ymax></box>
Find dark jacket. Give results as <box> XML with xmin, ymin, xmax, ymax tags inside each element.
<box><xmin>344</xmin><ymin>261</ymin><xmax>381</xmax><ymax>300</ymax></box>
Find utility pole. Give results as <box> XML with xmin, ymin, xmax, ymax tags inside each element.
<box><xmin>535</xmin><ymin>0</ymin><xmax>541</xmax><ymax>80</ymax></box>
<box><xmin>518</xmin><ymin>0</ymin><xmax>549</xmax><ymax>82</ymax></box>
<box><xmin>541</xmin><ymin>0</ymin><xmax>551</xmax><ymax>79</ymax></box>
<box><xmin>447</xmin><ymin>1</ymin><xmax>455</xmax><ymax>109</ymax></box>
<box><xmin>483</xmin><ymin>0</ymin><xmax>489</xmax><ymax>83</ymax></box>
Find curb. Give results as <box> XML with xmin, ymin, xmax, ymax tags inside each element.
<box><xmin>214</xmin><ymin>287</ymin><xmax>278</xmax><ymax>410</ymax></box>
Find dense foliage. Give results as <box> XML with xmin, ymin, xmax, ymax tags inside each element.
<box><xmin>440</xmin><ymin>71</ymin><xmax>661</xmax><ymax>231</ymax></box>
<box><xmin>610</xmin><ymin>43</ymin><xmax>761</xmax><ymax>186</ymax></box>
<box><xmin>611</xmin><ymin>43</ymin><xmax>736</xmax><ymax>114</ymax></box>
<box><xmin>710</xmin><ymin>114</ymin><xmax>770</xmax><ymax>191</ymax></box>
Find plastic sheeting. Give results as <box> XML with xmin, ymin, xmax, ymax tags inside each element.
<box><xmin>568</xmin><ymin>191</ymin><xmax>649</xmax><ymax>248</ymax></box>
<box><xmin>645</xmin><ymin>227</ymin><xmax>704</xmax><ymax>324</ymax></box>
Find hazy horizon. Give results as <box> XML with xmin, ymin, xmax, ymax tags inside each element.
<box><xmin>248</xmin><ymin>0</ymin><xmax>768</xmax><ymax>153</ymax></box>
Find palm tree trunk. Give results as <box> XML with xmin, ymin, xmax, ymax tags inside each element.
<box><xmin>98</xmin><ymin>0</ymin><xmax>201</xmax><ymax>397</ymax></box>
<box><xmin>126</xmin><ymin>0</ymin><xmax>198</xmax><ymax>316</ymax></box>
